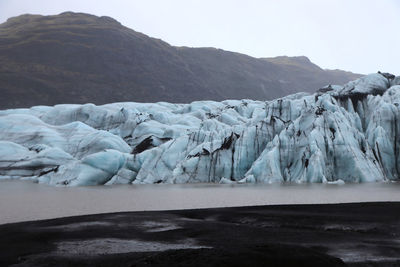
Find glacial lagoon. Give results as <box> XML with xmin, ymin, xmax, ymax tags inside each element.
<box><xmin>1</xmin><ymin>180</ymin><xmax>399</xmax><ymax>225</ymax></box>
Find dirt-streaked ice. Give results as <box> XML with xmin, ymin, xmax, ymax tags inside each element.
<box><xmin>0</xmin><ymin>73</ymin><xmax>399</xmax><ymax>186</ymax></box>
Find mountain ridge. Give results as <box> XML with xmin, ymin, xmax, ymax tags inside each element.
<box><xmin>0</xmin><ymin>12</ymin><xmax>361</xmax><ymax>109</ymax></box>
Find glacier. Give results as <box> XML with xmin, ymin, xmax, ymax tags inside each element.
<box><xmin>0</xmin><ymin>73</ymin><xmax>399</xmax><ymax>186</ymax></box>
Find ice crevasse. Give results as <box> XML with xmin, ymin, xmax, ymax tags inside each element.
<box><xmin>0</xmin><ymin>73</ymin><xmax>399</xmax><ymax>186</ymax></box>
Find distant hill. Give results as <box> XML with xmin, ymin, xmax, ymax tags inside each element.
<box><xmin>0</xmin><ymin>12</ymin><xmax>361</xmax><ymax>109</ymax></box>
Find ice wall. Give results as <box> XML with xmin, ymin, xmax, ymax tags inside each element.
<box><xmin>0</xmin><ymin>73</ymin><xmax>399</xmax><ymax>186</ymax></box>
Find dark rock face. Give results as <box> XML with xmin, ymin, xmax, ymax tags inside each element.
<box><xmin>0</xmin><ymin>12</ymin><xmax>361</xmax><ymax>109</ymax></box>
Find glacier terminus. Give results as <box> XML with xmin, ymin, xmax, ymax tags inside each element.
<box><xmin>0</xmin><ymin>73</ymin><xmax>399</xmax><ymax>186</ymax></box>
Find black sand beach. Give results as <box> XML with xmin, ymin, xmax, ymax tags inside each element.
<box><xmin>1</xmin><ymin>202</ymin><xmax>399</xmax><ymax>267</ymax></box>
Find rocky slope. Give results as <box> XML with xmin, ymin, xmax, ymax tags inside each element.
<box><xmin>0</xmin><ymin>73</ymin><xmax>399</xmax><ymax>186</ymax></box>
<box><xmin>0</xmin><ymin>12</ymin><xmax>360</xmax><ymax>109</ymax></box>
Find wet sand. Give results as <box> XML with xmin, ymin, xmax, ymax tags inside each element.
<box><xmin>1</xmin><ymin>202</ymin><xmax>399</xmax><ymax>266</ymax></box>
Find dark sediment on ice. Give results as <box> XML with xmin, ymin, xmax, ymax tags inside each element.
<box><xmin>1</xmin><ymin>202</ymin><xmax>399</xmax><ymax>267</ymax></box>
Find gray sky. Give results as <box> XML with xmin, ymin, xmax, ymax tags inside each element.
<box><xmin>0</xmin><ymin>0</ymin><xmax>399</xmax><ymax>74</ymax></box>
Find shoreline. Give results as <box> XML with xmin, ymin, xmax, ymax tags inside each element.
<box><xmin>1</xmin><ymin>200</ymin><xmax>400</xmax><ymax>226</ymax></box>
<box><xmin>1</xmin><ymin>202</ymin><xmax>400</xmax><ymax>266</ymax></box>
<box><xmin>2</xmin><ymin>180</ymin><xmax>400</xmax><ymax>225</ymax></box>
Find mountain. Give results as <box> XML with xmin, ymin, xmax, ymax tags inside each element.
<box><xmin>0</xmin><ymin>12</ymin><xmax>361</xmax><ymax>109</ymax></box>
<box><xmin>0</xmin><ymin>73</ymin><xmax>399</xmax><ymax>186</ymax></box>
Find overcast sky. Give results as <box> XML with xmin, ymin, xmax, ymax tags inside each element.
<box><xmin>0</xmin><ymin>0</ymin><xmax>399</xmax><ymax>74</ymax></box>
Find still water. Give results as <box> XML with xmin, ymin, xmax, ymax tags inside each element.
<box><xmin>0</xmin><ymin>180</ymin><xmax>399</xmax><ymax>224</ymax></box>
